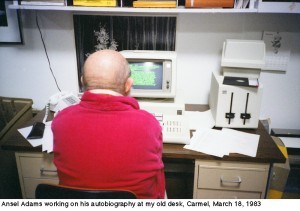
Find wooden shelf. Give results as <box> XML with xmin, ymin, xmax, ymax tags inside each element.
<box><xmin>9</xmin><ymin>4</ymin><xmax>258</xmax><ymax>14</ymax></box>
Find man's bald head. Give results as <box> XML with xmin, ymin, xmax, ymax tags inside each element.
<box><xmin>81</xmin><ymin>50</ymin><xmax>132</xmax><ymax>95</ymax></box>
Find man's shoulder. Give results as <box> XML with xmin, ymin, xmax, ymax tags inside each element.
<box><xmin>130</xmin><ymin>109</ymin><xmax>160</xmax><ymax>127</ymax></box>
<box><xmin>53</xmin><ymin>104</ymin><xmax>80</xmax><ymax>119</ymax></box>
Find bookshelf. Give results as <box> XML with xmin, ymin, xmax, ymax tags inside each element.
<box><xmin>9</xmin><ymin>4</ymin><xmax>258</xmax><ymax>14</ymax></box>
<box><xmin>9</xmin><ymin>0</ymin><xmax>299</xmax><ymax>14</ymax></box>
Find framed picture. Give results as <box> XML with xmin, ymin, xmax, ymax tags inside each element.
<box><xmin>0</xmin><ymin>1</ymin><xmax>23</xmax><ymax>44</ymax></box>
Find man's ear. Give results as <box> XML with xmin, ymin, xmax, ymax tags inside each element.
<box><xmin>80</xmin><ymin>76</ymin><xmax>86</xmax><ymax>91</ymax></box>
<box><xmin>124</xmin><ymin>77</ymin><xmax>133</xmax><ymax>96</ymax></box>
<box><xmin>81</xmin><ymin>76</ymin><xmax>84</xmax><ymax>86</ymax></box>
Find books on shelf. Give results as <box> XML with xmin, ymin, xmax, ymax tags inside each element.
<box><xmin>185</xmin><ymin>0</ymin><xmax>234</xmax><ymax>8</ymax></box>
<box><xmin>73</xmin><ymin>0</ymin><xmax>117</xmax><ymax>6</ymax></box>
<box><xmin>234</xmin><ymin>0</ymin><xmax>254</xmax><ymax>9</ymax></box>
<box><xmin>133</xmin><ymin>0</ymin><xmax>177</xmax><ymax>8</ymax></box>
<box><xmin>20</xmin><ymin>0</ymin><xmax>66</xmax><ymax>5</ymax></box>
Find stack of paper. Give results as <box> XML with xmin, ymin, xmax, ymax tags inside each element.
<box><xmin>184</xmin><ymin>128</ymin><xmax>259</xmax><ymax>157</ymax></box>
<box><xmin>18</xmin><ymin>121</ymin><xmax>53</xmax><ymax>153</ymax></box>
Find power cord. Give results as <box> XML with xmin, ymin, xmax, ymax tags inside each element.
<box><xmin>35</xmin><ymin>13</ymin><xmax>61</xmax><ymax>92</ymax></box>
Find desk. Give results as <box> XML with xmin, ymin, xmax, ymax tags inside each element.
<box><xmin>1</xmin><ymin>105</ymin><xmax>285</xmax><ymax>199</ymax></box>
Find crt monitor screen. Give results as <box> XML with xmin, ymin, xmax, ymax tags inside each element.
<box><xmin>129</xmin><ymin>61</ymin><xmax>163</xmax><ymax>90</ymax></box>
<box><xmin>120</xmin><ymin>50</ymin><xmax>176</xmax><ymax>98</ymax></box>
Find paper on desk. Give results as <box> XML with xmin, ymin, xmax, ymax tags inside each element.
<box><xmin>42</xmin><ymin>122</ymin><xmax>53</xmax><ymax>153</ymax></box>
<box><xmin>222</xmin><ymin>128</ymin><xmax>260</xmax><ymax>157</ymax></box>
<box><xmin>184</xmin><ymin>128</ymin><xmax>260</xmax><ymax>157</ymax></box>
<box><xmin>18</xmin><ymin>126</ymin><xmax>43</xmax><ymax>147</ymax></box>
<box><xmin>280</xmin><ymin>137</ymin><xmax>300</xmax><ymax>148</ymax></box>
<box><xmin>184</xmin><ymin>128</ymin><xmax>232</xmax><ymax>157</ymax></box>
<box><xmin>17</xmin><ymin>121</ymin><xmax>53</xmax><ymax>153</ymax></box>
<box><xmin>185</xmin><ymin>109</ymin><xmax>215</xmax><ymax>130</ymax></box>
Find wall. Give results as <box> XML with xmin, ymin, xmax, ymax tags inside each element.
<box><xmin>175</xmin><ymin>13</ymin><xmax>300</xmax><ymax>130</ymax></box>
<box><xmin>0</xmin><ymin>10</ymin><xmax>299</xmax><ymax>129</ymax></box>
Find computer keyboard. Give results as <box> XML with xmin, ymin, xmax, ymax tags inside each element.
<box><xmin>139</xmin><ymin>102</ymin><xmax>190</xmax><ymax>144</ymax></box>
<box><xmin>153</xmin><ymin>113</ymin><xmax>190</xmax><ymax>144</ymax></box>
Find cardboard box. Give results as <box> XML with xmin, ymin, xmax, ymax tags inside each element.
<box><xmin>268</xmin><ymin>136</ymin><xmax>290</xmax><ymax>199</ymax></box>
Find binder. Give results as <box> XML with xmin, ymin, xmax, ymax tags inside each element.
<box><xmin>185</xmin><ymin>0</ymin><xmax>234</xmax><ymax>8</ymax></box>
<box><xmin>73</xmin><ymin>0</ymin><xmax>117</xmax><ymax>6</ymax></box>
<box><xmin>133</xmin><ymin>1</ymin><xmax>177</xmax><ymax>8</ymax></box>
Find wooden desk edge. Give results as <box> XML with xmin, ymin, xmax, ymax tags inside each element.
<box><xmin>1</xmin><ymin>105</ymin><xmax>286</xmax><ymax>164</ymax></box>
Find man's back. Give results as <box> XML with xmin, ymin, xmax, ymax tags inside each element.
<box><xmin>52</xmin><ymin>92</ymin><xmax>165</xmax><ymax>199</ymax></box>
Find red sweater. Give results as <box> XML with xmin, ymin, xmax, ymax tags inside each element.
<box><xmin>52</xmin><ymin>92</ymin><xmax>165</xmax><ymax>199</ymax></box>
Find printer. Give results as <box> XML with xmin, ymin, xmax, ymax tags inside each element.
<box><xmin>209</xmin><ymin>39</ymin><xmax>266</xmax><ymax>128</ymax></box>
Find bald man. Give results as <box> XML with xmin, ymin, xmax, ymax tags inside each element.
<box><xmin>52</xmin><ymin>50</ymin><xmax>165</xmax><ymax>199</ymax></box>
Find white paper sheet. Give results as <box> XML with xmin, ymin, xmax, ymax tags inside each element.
<box><xmin>185</xmin><ymin>128</ymin><xmax>231</xmax><ymax>157</ymax></box>
<box><xmin>18</xmin><ymin>126</ymin><xmax>43</xmax><ymax>147</ymax></box>
<box><xmin>185</xmin><ymin>109</ymin><xmax>215</xmax><ymax>130</ymax></box>
<box><xmin>222</xmin><ymin>128</ymin><xmax>260</xmax><ymax>157</ymax></box>
<box><xmin>18</xmin><ymin>121</ymin><xmax>53</xmax><ymax>153</ymax></box>
<box><xmin>184</xmin><ymin>128</ymin><xmax>260</xmax><ymax>157</ymax></box>
<box><xmin>42</xmin><ymin>122</ymin><xmax>53</xmax><ymax>153</ymax></box>
<box><xmin>280</xmin><ymin>137</ymin><xmax>300</xmax><ymax>149</ymax></box>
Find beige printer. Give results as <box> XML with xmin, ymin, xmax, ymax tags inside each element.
<box><xmin>209</xmin><ymin>39</ymin><xmax>266</xmax><ymax>128</ymax></box>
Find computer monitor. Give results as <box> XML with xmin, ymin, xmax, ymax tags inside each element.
<box><xmin>120</xmin><ymin>50</ymin><xmax>177</xmax><ymax>98</ymax></box>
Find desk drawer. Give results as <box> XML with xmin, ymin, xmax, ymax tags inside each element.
<box><xmin>17</xmin><ymin>152</ymin><xmax>57</xmax><ymax>178</ymax></box>
<box><xmin>195</xmin><ymin>161</ymin><xmax>269</xmax><ymax>192</ymax></box>
<box><xmin>194</xmin><ymin>189</ymin><xmax>261</xmax><ymax>199</ymax></box>
<box><xmin>16</xmin><ymin>152</ymin><xmax>59</xmax><ymax>199</ymax></box>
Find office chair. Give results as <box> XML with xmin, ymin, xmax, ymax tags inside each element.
<box><xmin>35</xmin><ymin>184</ymin><xmax>137</xmax><ymax>199</ymax></box>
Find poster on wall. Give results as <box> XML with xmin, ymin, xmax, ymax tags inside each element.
<box><xmin>73</xmin><ymin>15</ymin><xmax>177</xmax><ymax>92</ymax></box>
<box><xmin>0</xmin><ymin>1</ymin><xmax>23</xmax><ymax>44</ymax></box>
<box><xmin>262</xmin><ymin>31</ymin><xmax>291</xmax><ymax>72</ymax></box>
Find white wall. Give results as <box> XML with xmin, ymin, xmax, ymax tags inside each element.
<box><xmin>0</xmin><ymin>11</ymin><xmax>299</xmax><ymax>130</ymax></box>
<box><xmin>0</xmin><ymin>11</ymin><xmax>78</xmax><ymax>107</ymax></box>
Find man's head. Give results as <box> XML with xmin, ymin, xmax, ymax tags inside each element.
<box><xmin>81</xmin><ymin>50</ymin><xmax>133</xmax><ymax>96</ymax></box>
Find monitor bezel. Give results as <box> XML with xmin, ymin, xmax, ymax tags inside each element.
<box><xmin>121</xmin><ymin>51</ymin><xmax>177</xmax><ymax>99</ymax></box>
